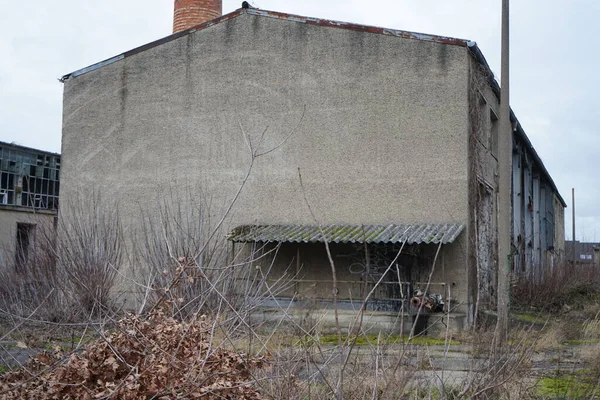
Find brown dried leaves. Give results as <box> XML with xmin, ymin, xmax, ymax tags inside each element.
<box><xmin>0</xmin><ymin>310</ymin><xmax>267</xmax><ymax>399</ymax></box>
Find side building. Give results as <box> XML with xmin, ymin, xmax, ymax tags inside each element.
<box><xmin>565</xmin><ymin>241</ymin><xmax>600</xmax><ymax>266</ymax></box>
<box><xmin>0</xmin><ymin>141</ymin><xmax>60</xmax><ymax>269</ymax></box>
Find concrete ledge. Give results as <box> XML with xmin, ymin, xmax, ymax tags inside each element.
<box><xmin>251</xmin><ymin>307</ymin><xmax>466</xmax><ymax>336</ymax></box>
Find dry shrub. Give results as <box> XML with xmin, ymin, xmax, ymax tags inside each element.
<box><xmin>0</xmin><ymin>212</ymin><xmax>123</xmax><ymax>357</ymax></box>
<box><xmin>251</xmin><ymin>346</ymin><xmax>307</xmax><ymax>400</ymax></box>
<box><xmin>511</xmin><ymin>262</ymin><xmax>600</xmax><ymax>313</ymax></box>
<box><xmin>135</xmin><ymin>191</ymin><xmax>262</xmax><ymax>322</ymax></box>
<box><xmin>579</xmin><ymin>343</ymin><xmax>600</xmax><ymax>395</ymax></box>
<box><xmin>254</xmin><ymin>349</ymin><xmax>415</xmax><ymax>400</ymax></box>
<box><xmin>341</xmin><ymin>359</ymin><xmax>414</xmax><ymax>400</ymax></box>
<box><xmin>0</xmin><ymin>234</ymin><xmax>65</xmax><ymax>323</ymax></box>
<box><xmin>457</xmin><ymin>327</ymin><xmax>537</xmax><ymax>399</ymax></box>
<box><xmin>534</xmin><ymin>324</ymin><xmax>565</xmax><ymax>351</ymax></box>
<box><xmin>57</xmin><ymin>194</ymin><xmax>123</xmax><ymax>316</ymax></box>
<box><xmin>583</xmin><ymin>312</ymin><xmax>600</xmax><ymax>340</ymax></box>
<box><xmin>0</xmin><ymin>308</ymin><xmax>268</xmax><ymax>399</ymax></box>
<box><xmin>0</xmin><ymin>193</ymin><xmax>123</xmax><ymax>326</ymax></box>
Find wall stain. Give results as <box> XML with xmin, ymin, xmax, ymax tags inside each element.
<box><xmin>437</xmin><ymin>44</ymin><xmax>449</xmax><ymax>74</ymax></box>
<box><xmin>185</xmin><ymin>34</ymin><xmax>194</xmax><ymax>112</ymax></box>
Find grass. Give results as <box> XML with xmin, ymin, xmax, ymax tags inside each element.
<box><xmin>512</xmin><ymin>313</ymin><xmax>549</xmax><ymax>324</ymax></box>
<box><xmin>405</xmin><ymin>386</ymin><xmax>461</xmax><ymax>399</ymax></box>
<box><xmin>311</xmin><ymin>334</ymin><xmax>460</xmax><ymax>346</ymax></box>
<box><xmin>537</xmin><ymin>370</ymin><xmax>599</xmax><ymax>399</ymax></box>
<box><xmin>563</xmin><ymin>338</ymin><xmax>600</xmax><ymax>345</ymax></box>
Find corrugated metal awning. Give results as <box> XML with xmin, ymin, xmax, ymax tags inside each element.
<box><xmin>227</xmin><ymin>223</ymin><xmax>464</xmax><ymax>245</ymax></box>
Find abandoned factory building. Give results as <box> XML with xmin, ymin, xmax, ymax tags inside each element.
<box><xmin>59</xmin><ymin>2</ymin><xmax>565</xmax><ymax>327</ymax></box>
<box><xmin>0</xmin><ymin>141</ymin><xmax>60</xmax><ymax>269</ymax></box>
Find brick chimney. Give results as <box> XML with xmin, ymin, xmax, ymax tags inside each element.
<box><xmin>173</xmin><ymin>0</ymin><xmax>222</xmax><ymax>33</ymax></box>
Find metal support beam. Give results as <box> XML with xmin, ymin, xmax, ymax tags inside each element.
<box><xmin>497</xmin><ymin>0</ymin><xmax>511</xmax><ymax>339</ymax></box>
<box><xmin>572</xmin><ymin>188</ymin><xmax>576</xmax><ymax>262</ymax></box>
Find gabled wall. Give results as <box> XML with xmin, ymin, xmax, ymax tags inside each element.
<box><xmin>61</xmin><ymin>12</ymin><xmax>474</xmax><ymax>309</ymax></box>
<box><xmin>62</xmin><ymin>14</ymin><xmax>471</xmax><ymax>229</ymax></box>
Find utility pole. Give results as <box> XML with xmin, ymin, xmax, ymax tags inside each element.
<box><xmin>572</xmin><ymin>188</ymin><xmax>576</xmax><ymax>262</ymax></box>
<box><xmin>497</xmin><ymin>0</ymin><xmax>511</xmax><ymax>340</ymax></box>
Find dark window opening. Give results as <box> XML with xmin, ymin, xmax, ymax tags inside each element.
<box><xmin>490</xmin><ymin>109</ymin><xmax>499</xmax><ymax>158</ymax></box>
<box><xmin>15</xmin><ymin>223</ymin><xmax>35</xmax><ymax>270</ymax></box>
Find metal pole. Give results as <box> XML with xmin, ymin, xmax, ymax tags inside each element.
<box><xmin>572</xmin><ymin>188</ymin><xmax>576</xmax><ymax>262</ymax></box>
<box><xmin>497</xmin><ymin>0</ymin><xmax>511</xmax><ymax>339</ymax></box>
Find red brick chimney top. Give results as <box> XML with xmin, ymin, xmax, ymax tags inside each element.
<box><xmin>173</xmin><ymin>0</ymin><xmax>222</xmax><ymax>33</ymax></box>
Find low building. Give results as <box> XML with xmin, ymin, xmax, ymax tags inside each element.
<box><xmin>565</xmin><ymin>240</ymin><xmax>600</xmax><ymax>266</ymax></box>
<box><xmin>0</xmin><ymin>141</ymin><xmax>60</xmax><ymax>269</ymax></box>
<box><xmin>58</xmin><ymin>2</ymin><xmax>565</xmax><ymax>329</ymax></box>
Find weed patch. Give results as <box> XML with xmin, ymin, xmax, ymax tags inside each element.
<box><xmin>512</xmin><ymin>313</ymin><xmax>549</xmax><ymax>324</ymax></box>
<box><xmin>537</xmin><ymin>370</ymin><xmax>599</xmax><ymax>399</ymax></box>
<box><xmin>310</xmin><ymin>334</ymin><xmax>459</xmax><ymax>346</ymax></box>
<box><xmin>564</xmin><ymin>338</ymin><xmax>600</xmax><ymax>345</ymax></box>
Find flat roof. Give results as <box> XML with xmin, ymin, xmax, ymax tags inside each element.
<box><xmin>0</xmin><ymin>140</ymin><xmax>60</xmax><ymax>158</ymax></box>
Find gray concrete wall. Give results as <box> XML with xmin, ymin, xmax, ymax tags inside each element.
<box><xmin>62</xmin><ymin>14</ymin><xmax>471</xmax><ymax>225</ymax></box>
<box><xmin>61</xmin><ymin>14</ymin><xmax>472</xmax><ymax>305</ymax></box>
<box><xmin>0</xmin><ymin>208</ymin><xmax>56</xmax><ymax>268</ymax></box>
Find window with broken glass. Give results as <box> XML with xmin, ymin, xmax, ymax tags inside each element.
<box><xmin>0</xmin><ymin>145</ymin><xmax>60</xmax><ymax>211</ymax></box>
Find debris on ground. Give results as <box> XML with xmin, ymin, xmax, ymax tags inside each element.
<box><xmin>410</xmin><ymin>289</ymin><xmax>444</xmax><ymax>313</ymax></box>
<box><xmin>0</xmin><ymin>309</ymin><xmax>268</xmax><ymax>399</ymax></box>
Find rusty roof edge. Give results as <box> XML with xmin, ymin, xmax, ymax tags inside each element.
<box><xmin>246</xmin><ymin>8</ymin><xmax>471</xmax><ymax>46</ymax></box>
<box><xmin>60</xmin><ymin>7</ymin><xmax>474</xmax><ymax>83</ymax></box>
<box><xmin>467</xmin><ymin>42</ymin><xmax>566</xmax><ymax>208</ymax></box>
<box><xmin>59</xmin><ymin>8</ymin><xmax>247</xmax><ymax>82</ymax></box>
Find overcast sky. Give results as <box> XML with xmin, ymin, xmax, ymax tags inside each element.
<box><xmin>0</xmin><ymin>0</ymin><xmax>597</xmax><ymax>240</ymax></box>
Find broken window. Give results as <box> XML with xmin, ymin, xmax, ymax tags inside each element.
<box><xmin>0</xmin><ymin>145</ymin><xmax>60</xmax><ymax>210</ymax></box>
